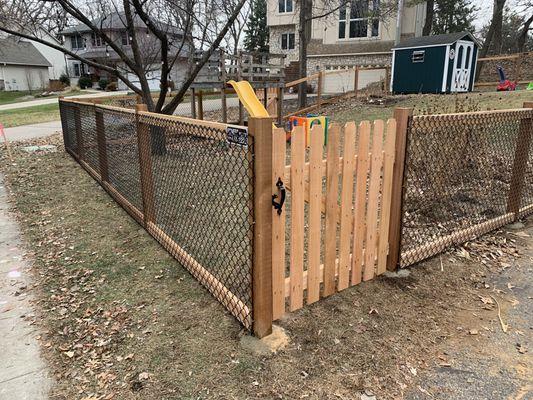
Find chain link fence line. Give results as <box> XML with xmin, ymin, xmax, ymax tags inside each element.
<box><xmin>59</xmin><ymin>99</ymin><xmax>254</xmax><ymax>330</ymax></box>
<box><xmin>399</xmin><ymin>107</ymin><xmax>533</xmax><ymax>267</ymax></box>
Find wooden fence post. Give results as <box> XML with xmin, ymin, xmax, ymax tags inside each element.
<box><xmin>386</xmin><ymin>107</ymin><xmax>413</xmax><ymax>271</ymax></box>
<box><xmin>135</xmin><ymin>104</ymin><xmax>156</xmax><ymax>226</ymax></box>
<box><xmin>317</xmin><ymin>70</ymin><xmax>324</xmax><ymax>110</ymax></box>
<box><xmin>190</xmin><ymin>88</ymin><xmax>197</xmax><ymax>119</ymax></box>
<box><xmin>506</xmin><ymin>101</ymin><xmax>533</xmax><ymax>218</ymax></box>
<box><xmin>250</xmin><ymin>116</ymin><xmax>274</xmax><ymax>338</ymax></box>
<box><xmin>197</xmin><ymin>90</ymin><xmax>204</xmax><ymax>120</ymax></box>
<box><xmin>94</xmin><ymin>100</ymin><xmax>109</xmax><ymax>182</ymax></box>
<box><xmin>276</xmin><ymin>86</ymin><xmax>283</xmax><ymax>126</ymax></box>
<box><xmin>353</xmin><ymin>66</ymin><xmax>359</xmax><ymax>97</ymax></box>
<box><xmin>74</xmin><ymin>105</ymin><xmax>84</xmax><ymax>160</ymax></box>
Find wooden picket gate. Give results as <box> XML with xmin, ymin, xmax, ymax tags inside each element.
<box><xmin>269</xmin><ymin>119</ymin><xmax>399</xmax><ymax>319</ymax></box>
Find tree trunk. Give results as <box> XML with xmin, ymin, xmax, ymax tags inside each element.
<box><xmin>517</xmin><ymin>14</ymin><xmax>533</xmax><ymax>53</ymax></box>
<box><xmin>422</xmin><ymin>0</ymin><xmax>434</xmax><ymax>36</ymax></box>
<box><xmin>476</xmin><ymin>0</ymin><xmax>506</xmax><ymax>80</ymax></box>
<box><xmin>298</xmin><ymin>0</ymin><xmax>311</xmax><ymax>109</ymax></box>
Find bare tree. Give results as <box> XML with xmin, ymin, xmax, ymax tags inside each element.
<box><xmin>0</xmin><ymin>0</ymin><xmax>248</xmax><ymax>114</ymax></box>
<box><xmin>517</xmin><ymin>12</ymin><xmax>533</xmax><ymax>52</ymax></box>
<box><xmin>422</xmin><ymin>0</ymin><xmax>434</xmax><ymax>35</ymax></box>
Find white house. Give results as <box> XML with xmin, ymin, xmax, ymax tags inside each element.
<box><xmin>267</xmin><ymin>0</ymin><xmax>427</xmax><ymax>90</ymax></box>
<box><xmin>0</xmin><ymin>37</ymin><xmax>51</xmax><ymax>91</ymax></box>
<box><xmin>27</xmin><ymin>29</ymin><xmax>68</xmax><ymax>80</ymax></box>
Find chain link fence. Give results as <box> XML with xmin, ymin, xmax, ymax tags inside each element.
<box><xmin>59</xmin><ymin>99</ymin><xmax>254</xmax><ymax>329</ymax></box>
<box><xmin>400</xmin><ymin>109</ymin><xmax>533</xmax><ymax>267</ymax></box>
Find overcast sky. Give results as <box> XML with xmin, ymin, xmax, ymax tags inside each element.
<box><xmin>471</xmin><ymin>0</ymin><xmax>526</xmax><ymax>30</ymax></box>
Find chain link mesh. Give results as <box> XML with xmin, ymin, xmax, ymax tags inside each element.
<box><xmin>400</xmin><ymin>109</ymin><xmax>533</xmax><ymax>267</ymax></box>
<box><xmin>59</xmin><ymin>100</ymin><xmax>254</xmax><ymax>329</ymax></box>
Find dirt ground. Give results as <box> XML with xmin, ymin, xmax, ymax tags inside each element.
<box><xmin>0</xmin><ymin>133</ymin><xmax>531</xmax><ymax>399</ymax></box>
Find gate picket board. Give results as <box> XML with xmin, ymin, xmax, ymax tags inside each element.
<box><xmin>272</xmin><ymin>127</ymin><xmax>287</xmax><ymax>320</ymax></box>
<box><xmin>272</xmin><ymin>119</ymin><xmax>397</xmax><ymax>317</ymax></box>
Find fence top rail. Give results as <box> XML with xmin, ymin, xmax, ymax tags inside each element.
<box><xmin>413</xmin><ymin>107</ymin><xmax>533</xmax><ymax>121</ymax></box>
<box><xmin>137</xmin><ymin>110</ymin><xmax>239</xmax><ymax>132</ymax></box>
<box><xmin>60</xmin><ymin>98</ymin><xmax>248</xmax><ymax>133</ymax></box>
<box><xmin>477</xmin><ymin>51</ymin><xmax>532</xmax><ymax>62</ymax></box>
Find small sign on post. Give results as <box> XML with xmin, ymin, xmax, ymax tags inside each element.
<box><xmin>226</xmin><ymin>125</ymin><xmax>248</xmax><ymax>147</ymax></box>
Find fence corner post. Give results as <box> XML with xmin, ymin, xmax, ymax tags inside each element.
<box><xmin>135</xmin><ymin>104</ymin><xmax>156</xmax><ymax>227</ymax></box>
<box><xmin>250</xmin><ymin>116</ymin><xmax>274</xmax><ymax>338</ymax></box>
<box><xmin>506</xmin><ymin>101</ymin><xmax>533</xmax><ymax>219</ymax></box>
<box><xmin>386</xmin><ymin>107</ymin><xmax>413</xmax><ymax>271</ymax></box>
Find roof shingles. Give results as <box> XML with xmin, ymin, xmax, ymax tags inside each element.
<box><xmin>0</xmin><ymin>38</ymin><xmax>51</xmax><ymax>67</ymax></box>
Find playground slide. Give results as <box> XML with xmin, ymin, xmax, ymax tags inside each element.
<box><xmin>227</xmin><ymin>80</ymin><xmax>270</xmax><ymax>118</ymax></box>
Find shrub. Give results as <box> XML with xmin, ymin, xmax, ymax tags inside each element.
<box><xmin>98</xmin><ymin>78</ymin><xmax>109</xmax><ymax>90</ymax></box>
<box><xmin>48</xmin><ymin>79</ymin><xmax>66</xmax><ymax>91</ymax></box>
<box><xmin>105</xmin><ymin>82</ymin><xmax>118</xmax><ymax>91</ymax></box>
<box><xmin>59</xmin><ymin>73</ymin><xmax>70</xmax><ymax>86</ymax></box>
<box><xmin>78</xmin><ymin>75</ymin><xmax>92</xmax><ymax>89</ymax></box>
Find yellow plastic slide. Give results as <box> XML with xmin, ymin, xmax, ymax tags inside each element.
<box><xmin>227</xmin><ymin>80</ymin><xmax>270</xmax><ymax>118</ymax></box>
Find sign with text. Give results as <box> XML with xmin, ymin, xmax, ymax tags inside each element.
<box><xmin>226</xmin><ymin>125</ymin><xmax>248</xmax><ymax>147</ymax></box>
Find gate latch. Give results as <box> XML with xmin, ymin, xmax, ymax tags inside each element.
<box><xmin>272</xmin><ymin>178</ymin><xmax>286</xmax><ymax>215</ymax></box>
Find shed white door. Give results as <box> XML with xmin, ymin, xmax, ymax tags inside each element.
<box><xmin>450</xmin><ymin>40</ymin><xmax>474</xmax><ymax>92</ymax></box>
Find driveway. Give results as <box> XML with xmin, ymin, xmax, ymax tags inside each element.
<box><xmin>3</xmin><ymin>121</ymin><xmax>62</xmax><ymax>142</ymax></box>
<box><xmin>0</xmin><ymin>91</ymin><xmax>129</xmax><ymax>111</ymax></box>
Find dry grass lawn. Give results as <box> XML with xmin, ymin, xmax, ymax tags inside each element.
<box><xmin>0</xmin><ymin>132</ymin><xmax>525</xmax><ymax>399</ymax></box>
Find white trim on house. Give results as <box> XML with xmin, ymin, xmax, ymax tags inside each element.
<box><xmin>308</xmin><ymin>51</ymin><xmax>392</xmax><ymax>58</ymax></box>
<box><xmin>392</xmin><ymin>43</ymin><xmax>455</xmax><ymax>51</ymax></box>
<box><xmin>441</xmin><ymin>44</ymin><xmax>450</xmax><ymax>93</ymax></box>
<box><xmin>390</xmin><ymin>49</ymin><xmax>395</xmax><ymax>92</ymax></box>
<box><xmin>0</xmin><ymin>61</ymin><xmax>51</xmax><ymax>67</ymax></box>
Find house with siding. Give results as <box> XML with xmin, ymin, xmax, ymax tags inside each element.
<box><xmin>0</xmin><ymin>37</ymin><xmax>51</xmax><ymax>91</ymax></box>
<box><xmin>61</xmin><ymin>11</ymin><xmax>191</xmax><ymax>90</ymax></box>
<box><xmin>267</xmin><ymin>0</ymin><xmax>427</xmax><ymax>88</ymax></box>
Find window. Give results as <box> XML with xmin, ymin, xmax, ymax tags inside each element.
<box><xmin>121</xmin><ymin>31</ymin><xmax>131</xmax><ymax>45</ymax></box>
<box><xmin>278</xmin><ymin>0</ymin><xmax>293</xmax><ymax>13</ymax></box>
<box><xmin>72</xmin><ymin>63</ymin><xmax>87</xmax><ymax>77</ymax></box>
<box><xmin>281</xmin><ymin>33</ymin><xmax>295</xmax><ymax>50</ymax></box>
<box><xmin>70</xmin><ymin>35</ymin><xmax>84</xmax><ymax>50</ymax></box>
<box><xmin>91</xmin><ymin>33</ymin><xmax>103</xmax><ymax>47</ymax></box>
<box><xmin>412</xmin><ymin>50</ymin><xmax>425</xmax><ymax>63</ymax></box>
<box><xmin>338</xmin><ymin>0</ymin><xmax>379</xmax><ymax>39</ymax></box>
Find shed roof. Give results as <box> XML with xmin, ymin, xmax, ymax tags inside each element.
<box><xmin>392</xmin><ymin>31</ymin><xmax>480</xmax><ymax>50</ymax></box>
<box><xmin>0</xmin><ymin>37</ymin><xmax>52</xmax><ymax>67</ymax></box>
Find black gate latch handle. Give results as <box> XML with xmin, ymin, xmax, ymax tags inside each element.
<box><xmin>272</xmin><ymin>178</ymin><xmax>286</xmax><ymax>215</ymax></box>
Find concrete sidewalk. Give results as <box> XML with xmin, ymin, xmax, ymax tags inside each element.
<box><xmin>3</xmin><ymin>121</ymin><xmax>62</xmax><ymax>142</ymax></box>
<box><xmin>0</xmin><ymin>174</ymin><xmax>51</xmax><ymax>399</ymax></box>
<box><xmin>0</xmin><ymin>90</ymin><xmax>128</xmax><ymax>111</ymax></box>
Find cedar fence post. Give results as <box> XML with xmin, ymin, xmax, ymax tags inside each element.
<box><xmin>317</xmin><ymin>70</ymin><xmax>324</xmax><ymax>110</ymax></box>
<box><xmin>250</xmin><ymin>116</ymin><xmax>274</xmax><ymax>338</ymax></box>
<box><xmin>197</xmin><ymin>90</ymin><xmax>204</xmax><ymax>120</ymax></box>
<box><xmin>506</xmin><ymin>101</ymin><xmax>533</xmax><ymax>219</ymax></box>
<box><xmin>190</xmin><ymin>88</ymin><xmax>197</xmax><ymax>119</ymax></box>
<box><xmin>276</xmin><ymin>86</ymin><xmax>284</xmax><ymax>126</ymax></box>
<box><xmin>74</xmin><ymin>104</ymin><xmax>84</xmax><ymax>160</ymax></box>
<box><xmin>135</xmin><ymin>104</ymin><xmax>156</xmax><ymax>226</ymax></box>
<box><xmin>386</xmin><ymin>107</ymin><xmax>413</xmax><ymax>271</ymax></box>
<box><xmin>94</xmin><ymin>100</ymin><xmax>109</xmax><ymax>182</ymax></box>
<box><xmin>354</xmin><ymin>66</ymin><xmax>359</xmax><ymax>97</ymax></box>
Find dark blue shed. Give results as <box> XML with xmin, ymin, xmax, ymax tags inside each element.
<box><xmin>391</xmin><ymin>31</ymin><xmax>480</xmax><ymax>94</ymax></box>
